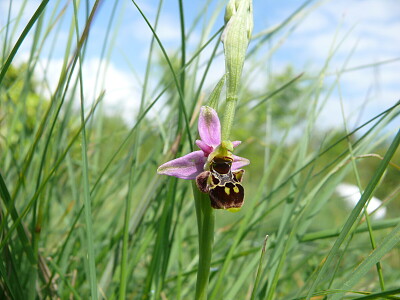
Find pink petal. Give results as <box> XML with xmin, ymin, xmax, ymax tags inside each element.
<box><xmin>157</xmin><ymin>151</ymin><xmax>206</xmax><ymax>180</ymax></box>
<box><xmin>232</xmin><ymin>154</ymin><xmax>250</xmax><ymax>170</ymax></box>
<box><xmin>196</xmin><ymin>140</ymin><xmax>213</xmax><ymax>155</ymax></box>
<box><xmin>232</xmin><ymin>141</ymin><xmax>241</xmax><ymax>147</ymax></box>
<box><xmin>198</xmin><ymin>106</ymin><xmax>221</xmax><ymax>147</ymax></box>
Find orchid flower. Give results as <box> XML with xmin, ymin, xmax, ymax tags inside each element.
<box><xmin>157</xmin><ymin>106</ymin><xmax>249</xmax><ymax>210</ymax></box>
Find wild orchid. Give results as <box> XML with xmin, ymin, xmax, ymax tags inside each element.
<box><xmin>158</xmin><ymin>1</ymin><xmax>253</xmax><ymax>298</ymax></box>
<box><xmin>157</xmin><ymin>106</ymin><xmax>249</xmax><ymax>210</ymax></box>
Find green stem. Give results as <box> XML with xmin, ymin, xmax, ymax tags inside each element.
<box><xmin>221</xmin><ymin>96</ymin><xmax>238</xmax><ymax>141</ymax></box>
<box><xmin>339</xmin><ymin>87</ymin><xmax>385</xmax><ymax>291</ymax></box>
<box><xmin>193</xmin><ymin>183</ymin><xmax>215</xmax><ymax>300</ymax></box>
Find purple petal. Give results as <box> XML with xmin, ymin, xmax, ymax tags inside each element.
<box><xmin>232</xmin><ymin>141</ymin><xmax>241</xmax><ymax>147</ymax></box>
<box><xmin>198</xmin><ymin>106</ymin><xmax>221</xmax><ymax>147</ymax></box>
<box><xmin>232</xmin><ymin>154</ymin><xmax>250</xmax><ymax>170</ymax></box>
<box><xmin>157</xmin><ymin>151</ymin><xmax>206</xmax><ymax>180</ymax></box>
<box><xmin>196</xmin><ymin>140</ymin><xmax>213</xmax><ymax>155</ymax></box>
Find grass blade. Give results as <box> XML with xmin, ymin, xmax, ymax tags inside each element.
<box><xmin>306</xmin><ymin>129</ymin><xmax>400</xmax><ymax>299</ymax></box>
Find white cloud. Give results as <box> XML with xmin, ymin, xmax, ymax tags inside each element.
<box><xmin>273</xmin><ymin>0</ymin><xmax>400</xmax><ymax>129</ymax></box>
<box><xmin>336</xmin><ymin>183</ymin><xmax>387</xmax><ymax>220</ymax></box>
<box><xmin>37</xmin><ymin>56</ymin><xmax>142</xmax><ymax>123</ymax></box>
<box><xmin>0</xmin><ymin>0</ymin><xmax>41</xmax><ymax>56</ymax></box>
<box><xmin>295</xmin><ymin>9</ymin><xmax>332</xmax><ymax>35</ymax></box>
<box><xmin>0</xmin><ymin>0</ymin><xmax>40</xmax><ymax>26</ymax></box>
<box><xmin>131</xmin><ymin>13</ymin><xmax>181</xmax><ymax>44</ymax></box>
<box><xmin>6</xmin><ymin>0</ymin><xmax>398</xmax><ymax>131</ymax></box>
<box><xmin>325</xmin><ymin>0</ymin><xmax>400</xmax><ymax>23</ymax></box>
<box><xmin>289</xmin><ymin>0</ymin><xmax>400</xmax><ymax>62</ymax></box>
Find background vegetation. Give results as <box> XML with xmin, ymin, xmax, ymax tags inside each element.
<box><xmin>1</xmin><ymin>0</ymin><xmax>399</xmax><ymax>299</ymax></box>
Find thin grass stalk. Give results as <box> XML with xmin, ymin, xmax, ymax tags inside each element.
<box><xmin>266</xmin><ymin>152</ymin><xmax>318</xmax><ymax>299</ymax></box>
<box><xmin>193</xmin><ymin>184</ymin><xmax>215</xmax><ymax>300</ymax></box>
<box><xmin>131</xmin><ymin>0</ymin><xmax>193</xmax><ymax>149</ymax></box>
<box><xmin>300</xmin><ymin>217</ymin><xmax>400</xmax><ymax>242</ymax></box>
<box><xmin>47</xmin><ymin>259</ymin><xmax>83</xmax><ymax>300</ymax></box>
<box><xmin>0</xmin><ymin>255</ymin><xmax>18</xmax><ymax>299</ymax></box>
<box><xmin>0</xmin><ymin>177</ymin><xmax>25</xmax><ymax>299</ymax></box>
<box><xmin>2</xmin><ymin>0</ymin><xmax>106</xmax><ymax>236</ymax></box>
<box><xmin>0</xmin><ymin>93</ymin><xmax>103</xmax><ymax>255</ymax></box>
<box><xmin>90</xmin><ymin>0</ymin><xmax>119</xmax><ymax>175</ymax></box>
<box><xmin>73</xmin><ymin>0</ymin><xmax>103</xmax><ymax>298</ymax></box>
<box><xmin>354</xmin><ymin>287</ymin><xmax>400</xmax><ymax>300</ymax></box>
<box><xmin>306</xmin><ymin>128</ymin><xmax>400</xmax><ymax>299</ymax></box>
<box><xmin>178</xmin><ymin>0</ymin><xmax>186</xmax><ymax>98</ymax></box>
<box><xmin>118</xmin><ymin>156</ymin><xmax>135</xmax><ymax>299</ymax></box>
<box><xmin>157</xmin><ymin>179</ymin><xmax>179</xmax><ymax>297</ymax></box>
<box><xmin>1</xmin><ymin>4</ymin><xmax>49</xmax><ymax>294</ymax></box>
<box><xmin>118</xmin><ymin>0</ymin><xmax>163</xmax><ymax>296</ymax></box>
<box><xmin>333</xmin><ymin>222</ymin><xmax>400</xmax><ymax>299</ymax></box>
<box><xmin>263</xmin><ymin>101</ymin><xmax>400</xmax><ymax>202</ymax></box>
<box><xmin>0</xmin><ymin>0</ymin><xmax>50</xmax><ymax>85</ymax></box>
<box><xmin>250</xmin><ymin>235</ymin><xmax>269</xmax><ymax>300</ymax></box>
<box><xmin>338</xmin><ymin>85</ymin><xmax>386</xmax><ymax>291</ymax></box>
<box><xmin>29</xmin><ymin>9</ymin><xmax>58</xmax><ymax>299</ymax></box>
<box><xmin>1</xmin><ymin>0</ymin><xmax>13</xmax><ymax>62</ymax></box>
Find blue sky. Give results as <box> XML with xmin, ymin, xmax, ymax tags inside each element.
<box><xmin>2</xmin><ymin>0</ymin><xmax>400</xmax><ymax>129</ymax></box>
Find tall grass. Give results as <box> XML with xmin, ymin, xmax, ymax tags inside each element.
<box><xmin>1</xmin><ymin>0</ymin><xmax>400</xmax><ymax>299</ymax></box>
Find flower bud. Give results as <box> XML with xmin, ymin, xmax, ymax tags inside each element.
<box><xmin>221</xmin><ymin>0</ymin><xmax>253</xmax><ymax>100</ymax></box>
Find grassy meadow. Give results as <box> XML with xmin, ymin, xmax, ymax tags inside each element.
<box><xmin>1</xmin><ymin>0</ymin><xmax>400</xmax><ymax>299</ymax></box>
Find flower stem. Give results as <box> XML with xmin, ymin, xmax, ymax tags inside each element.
<box><xmin>193</xmin><ymin>183</ymin><xmax>215</xmax><ymax>300</ymax></box>
<box><xmin>221</xmin><ymin>95</ymin><xmax>237</xmax><ymax>141</ymax></box>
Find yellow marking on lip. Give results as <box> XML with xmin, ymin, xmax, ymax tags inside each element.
<box><xmin>225</xmin><ymin>187</ymin><xmax>230</xmax><ymax>195</ymax></box>
<box><xmin>227</xmin><ymin>207</ymin><xmax>241</xmax><ymax>213</ymax></box>
<box><xmin>233</xmin><ymin>186</ymin><xmax>239</xmax><ymax>193</ymax></box>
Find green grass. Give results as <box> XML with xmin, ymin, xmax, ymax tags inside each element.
<box><xmin>1</xmin><ymin>0</ymin><xmax>400</xmax><ymax>299</ymax></box>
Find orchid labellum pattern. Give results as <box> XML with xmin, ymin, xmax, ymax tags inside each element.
<box><xmin>157</xmin><ymin>106</ymin><xmax>250</xmax><ymax>210</ymax></box>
